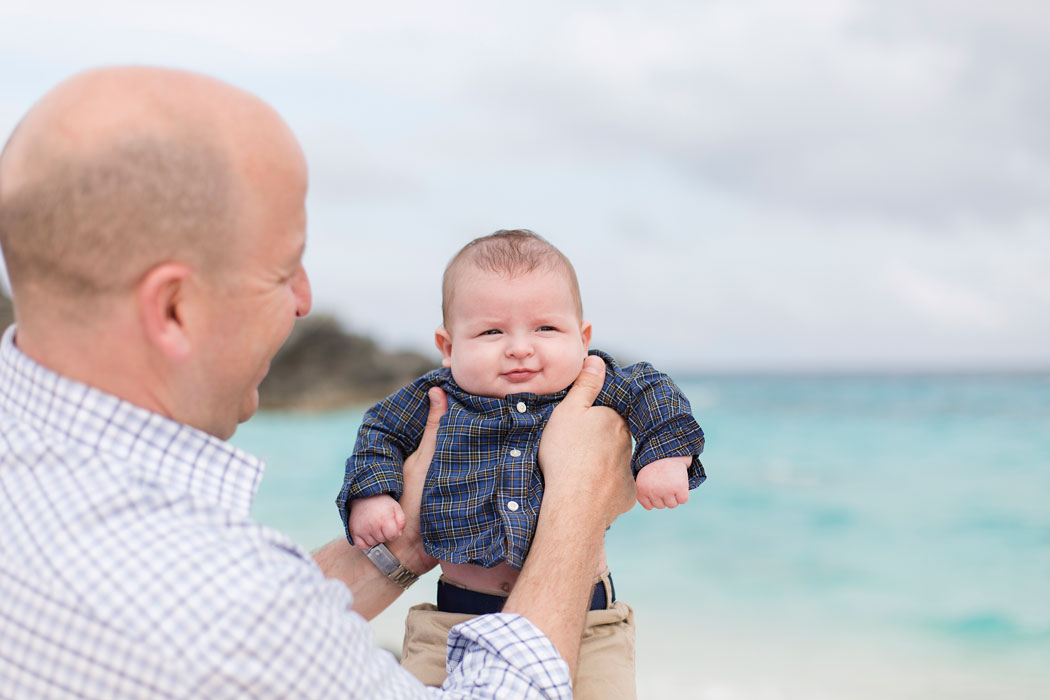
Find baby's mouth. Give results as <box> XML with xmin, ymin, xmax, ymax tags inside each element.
<box><xmin>503</xmin><ymin>369</ymin><xmax>539</xmax><ymax>382</ymax></box>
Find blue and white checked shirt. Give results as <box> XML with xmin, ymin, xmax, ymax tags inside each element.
<box><xmin>0</xmin><ymin>326</ymin><xmax>572</xmax><ymax>699</ymax></box>
<box><xmin>338</xmin><ymin>350</ymin><xmax>706</xmax><ymax>568</ymax></box>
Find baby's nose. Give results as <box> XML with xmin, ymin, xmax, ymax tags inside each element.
<box><xmin>506</xmin><ymin>339</ymin><xmax>534</xmax><ymax>358</ymax></box>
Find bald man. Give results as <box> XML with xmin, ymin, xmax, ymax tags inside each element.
<box><xmin>0</xmin><ymin>67</ymin><xmax>633</xmax><ymax>698</ymax></box>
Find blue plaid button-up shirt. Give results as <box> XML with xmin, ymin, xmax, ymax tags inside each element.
<box><xmin>338</xmin><ymin>350</ymin><xmax>705</xmax><ymax>569</ymax></box>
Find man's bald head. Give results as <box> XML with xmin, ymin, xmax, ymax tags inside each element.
<box><xmin>0</xmin><ymin>67</ymin><xmax>294</xmax><ymax>304</ymax></box>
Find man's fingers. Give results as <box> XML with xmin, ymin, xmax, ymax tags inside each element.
<box><xmin>407</xmin><ymin>387</ymin><xmax>447</xmax><ymax>478</ymax></box>
<box><xmin>395</xmin><ymin>387</ymin><xmax>446</xmax><ymax>574</ymax></box>
<box><xmin>561</xmin><ymin>355</ymin><xmax>606</xmax><ymax>409</ymax></box>
<box><xmin>421</xmin><ymin>387</ymin><xmax>448</xmax><ymax>446</ymax></box>
<box><xmin>402</xmin><ymin>387</ymin><xmax>448</xmax><ymax>500</ymax></box>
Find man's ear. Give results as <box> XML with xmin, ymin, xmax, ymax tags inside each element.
<box><xmin>434</xmin><ymin>327</ymin><xmax>453</xmax><ymax>368</ymax></box>
<box><xmin>580</xmin><ymin>320</ymin><xmax>593</xmax><ymax>349</ymax></box>
<box><xmin>138</xmin><ymin>263</ymin><xmax>194</xmax><ymax>361</ymax></box>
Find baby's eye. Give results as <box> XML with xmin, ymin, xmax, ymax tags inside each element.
<box><xmin>481</xmin><ymin>329</ymin><xmax>502</xmax><ymax>336</ymax></box>
<box><xmin>537</xmin><ymin>326</ymin><xmax>558</xmax><ymax>332</ymax></box>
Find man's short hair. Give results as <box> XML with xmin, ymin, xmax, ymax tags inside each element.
<box><xmin>0</xmin><ymin>131</ymin><xmax>233</xmax><ymax>298</ymax></box>
<box><xmin>441</xmin><ymin>229</ymin><xmax>582</xmax><ymax>324</ymax></box>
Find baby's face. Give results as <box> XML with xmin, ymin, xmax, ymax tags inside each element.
<box><xmin>436</xmin><ymin>267</ymin><xmax>592</xmax><ymax>398</ymax></box>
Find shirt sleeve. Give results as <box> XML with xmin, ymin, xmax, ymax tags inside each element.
<box><xmin>184</xmin><ymin>525</ymin><xmax>572</xmax><ymax>699</ymax></box>
<box><xmin>336</xmin><ymin>373</ymin><xmax>441</xmax><ymax>542</ymax></box>
<box><xmin>439</xmin><ymin>615</ymin><xmax>572</xmax><ymax>699</ymax></box>
<box><xmin>597</xmin><ymin>353</ymin><xmax>707</xmax><ymax>488</ymax></box>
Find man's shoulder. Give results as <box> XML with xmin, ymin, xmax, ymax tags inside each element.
<box><xmin>2</xmin><ymin>436</ymin><xmax>323</xmax><ymax>646</ymax></box>
<box><xmin>1</xmin><ymin>450</ymin><xmax>360</xmax><ymax>692</ymax></box>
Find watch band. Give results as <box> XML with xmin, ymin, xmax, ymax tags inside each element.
<box><xmin>364</xmin><ymin>543</ymin><xmax>419</xmax><ymax>589</ymax></box>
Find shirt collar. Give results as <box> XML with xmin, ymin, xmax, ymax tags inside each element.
<box><xmin>0</xmin><ymin>325</ymin><xmax>264</xmax><ymax>519</ymax></box>
<box><xmin>445</xmin><ymin>383</ymin><xmax>570</xmax><ymax>413</ymax></box>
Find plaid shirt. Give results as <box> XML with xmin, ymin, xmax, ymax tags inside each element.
<box><xmin>0</xmin><ymin>326</ymin><xmax>572</xmax><ymax>699</ymax></box>
<box><xmin>338</xmin><ymin>350</ymin><xmax>706</xmax><ymax>568</ymax></box>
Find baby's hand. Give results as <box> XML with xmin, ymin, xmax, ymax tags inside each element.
<box><xmin>348</xmin><ymin>494</ymin><xmax>406</xmax><ymax>548</ymax></box>
<box><xmin>636</xmin><ymin>456</ymin><xmax>691</xmax><ymax>510</ymax></box>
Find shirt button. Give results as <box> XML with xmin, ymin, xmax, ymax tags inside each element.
<box><xmin>507</xmin><ymin>500</ymin><xmax>520</xmax><ymax>512</ymax></box>
<box><xmin>516</xmin><ymin>401</ymin><xmax>527</xmax><ymax>413</ymax></box>
<box><xmin>509</xmin><ymin>449</ymin><xmax>522</xmax><ymax>457</ymax></box>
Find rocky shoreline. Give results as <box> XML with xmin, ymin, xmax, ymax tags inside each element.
<box><xmin>0</xmin><ymin>290</ymin><xmax>435</xmax><ymax>410</ymax></box>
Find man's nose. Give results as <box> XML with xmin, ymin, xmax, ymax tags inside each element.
<box><xmin>293</xmin><ymin>264</ymin><xmax>312</xmax><ymax>318</ymax></box>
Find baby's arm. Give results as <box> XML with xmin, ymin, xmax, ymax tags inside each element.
<box><xmin>636</xmin><ymin>455</ymin><xmax>692</xmax><ymax>510</ymax></box>
<box><xmin>348</xmin><ymin>494</ymin><xmax>407</xmax><ymax>548</ymax></box>
<box><xmin>596</xmin><ymin>353</ymin><xmax>706</xmax><ymax>500</ymax></box>
<box><xmin>338</xmin><ymin>373</ymin><xmax>442</xmax><ymax>546</ymax></box>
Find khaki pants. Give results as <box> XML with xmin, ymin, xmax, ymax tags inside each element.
<box><xmin>401</xmin><ymin>593</ymin><xmax>636</xmax><ymax>700</ymax></box>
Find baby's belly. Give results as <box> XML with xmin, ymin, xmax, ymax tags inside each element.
<box><xmin>439</xmin><ymin>545</ymin><xmax>609</xmax><ymax>594</ymax></box>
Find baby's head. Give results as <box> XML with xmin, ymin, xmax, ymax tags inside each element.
<box><xmin>435</xmin><ymin>229</ymin><xmax>592</xmax><ymax>398</ymax></box>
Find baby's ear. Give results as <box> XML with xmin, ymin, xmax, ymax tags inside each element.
<box><xmin>434</xmin><ymin>328</ymin><xmax>454</xmax><ymax>368</ymax></box>
<box><xmin>579</xmin><ymin>321</ymin><xmax>593</xmax><ymax>349</ymax></box>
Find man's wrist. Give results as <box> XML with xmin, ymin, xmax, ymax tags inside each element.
<box><xmin>386</xmin><ymin>527</ymin><xmax>439</xmax><ymax>575</ymax></box>
<box><xmin>364</xmin><ymin>543</ymin><xmax>420</xmax><ymax>589</ymax></box>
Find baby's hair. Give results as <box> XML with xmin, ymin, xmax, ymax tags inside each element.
<box><xmin>442</xmin><ymin>229</ymin><xmax>582</xmax><ymax>325</ymax></box>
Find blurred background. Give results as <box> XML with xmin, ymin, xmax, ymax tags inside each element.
<box><xmin>2</xmin><ymin>2</ymin><xmax>1048</xmax><ymax>698</ymax></box>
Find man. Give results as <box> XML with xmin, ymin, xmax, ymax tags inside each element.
<box><xmin>0</xmin><ymin>67</ymin><xmax>633</xmax><ymax>698</ymax></box>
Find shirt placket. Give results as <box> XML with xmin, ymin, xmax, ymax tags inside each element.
<box><xmin>499</xmin><ymin>397</ymin><xmax>538</xmax><ymax>567</ymax></box>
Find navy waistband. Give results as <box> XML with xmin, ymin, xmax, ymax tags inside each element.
<box><xmin>437</xmin><ymin>574</ymin><xmax>615</xmax><ymax>615</ymax></box>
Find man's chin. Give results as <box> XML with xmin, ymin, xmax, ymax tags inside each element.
<box><xmin>237</xmin><ymin>389</ymin><xmax>261</xmax><ymax>426</ymax></box>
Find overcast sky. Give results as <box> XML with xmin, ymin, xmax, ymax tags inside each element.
<box><xmin>1</xmin><ymin>1</ymin><xmax>1047</xmax><ymax>371</ymax></box>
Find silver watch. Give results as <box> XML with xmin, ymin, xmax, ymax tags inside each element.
<box><xmin>364</xmin><ymin>543</ymin><xmax>419</xmax><ymax>589</ymax></box>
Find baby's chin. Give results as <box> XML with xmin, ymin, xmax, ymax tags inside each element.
<box><xmin>459</xmin><ymin>374</ymin><xmax>574</xmax><ymax>399</ymax></box>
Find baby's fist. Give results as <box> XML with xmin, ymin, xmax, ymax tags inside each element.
<box><xmin>348</xmin><ymin>494</ymin><xmax>406</xmax><ymax>548</ymax></box>
<box><xmin>636</xmin><ymin>456</ymin><xmax>691</xmax><ymax>510</ymax></box>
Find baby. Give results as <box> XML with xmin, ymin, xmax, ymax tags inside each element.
<box><xmin>336</xmin><ymin>229</ymin><xmax>705</xmax><ymax>697</ymax></box>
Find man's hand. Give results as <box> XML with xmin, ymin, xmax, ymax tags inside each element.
<box><xmin>508</xmin><ymin>355</ymin><xmax>634</xmax><ymax>678</ymax></box>
<box><xmin>313</xmin><ymin>386</ymin><xmax>446</xmax><ymax>618</ymax></box>
<box><xmin>391</xmin><ymin>386</ymin><xmax>446</xmax><ymax>573</ymax></box>
<box><xmin>636</xmin><ymin>456</ymin><xmax>691</xmax><ymax>510</ymax></box>
<box><xmin>348</xmin><ymin>494</ymin><xmax>405</xmax><ymax>548</ymax></box>
<box><xmin>538</xmin><ymin>355</ymin><xmax>635</xmax><ymax>526</ymax></box>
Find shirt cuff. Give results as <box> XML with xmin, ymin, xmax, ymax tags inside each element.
<box><xmin>443</xmin><ymin>613</ymin><xmax>572</xmax><ymax>699</ymax></box>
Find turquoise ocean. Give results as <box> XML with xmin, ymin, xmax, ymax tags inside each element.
<box><xmin>232</xmin><ymin>374</ymin><xmax>1050</xmax><ymax>699</ymax></box>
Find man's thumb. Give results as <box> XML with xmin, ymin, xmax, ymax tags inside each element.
<box><xmin>421</xmin><ymin>387</ymin><xmax>448</xmax><ymax>437</ymax></box>
<box><xmin>564</xmin><ymin>355</ymin><xmax>606</xmax><ymax>408</ymax></box>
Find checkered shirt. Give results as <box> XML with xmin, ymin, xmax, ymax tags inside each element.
<box><xmin>338</xmin><ymin>350</ymin><xmax>706</xmax><ymax>568</ymax></box>
<box><xmin>0</xmin><ymin>326</ymin><xmax>572</xmax><ymax>699</ymax></box>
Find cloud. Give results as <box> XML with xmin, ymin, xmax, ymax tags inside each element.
<box><xmin>439</xmin><ymin>0</ymin><xmax>1050</xmax><ymax>228</ymax></box>
<box><xmin>886</xmin><ymin>262</ymin><xmax>1006</xmax><ymax>330</ymax></box>
<box><xmin>2</xmin><ymin>0</ymin><xmax>1048</xmax><ymax>369</ymax></box>
<box><xmin>6</xmin><ymin>1</ymin><xmax>1046</xmax><ymax>230</ymax></box>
